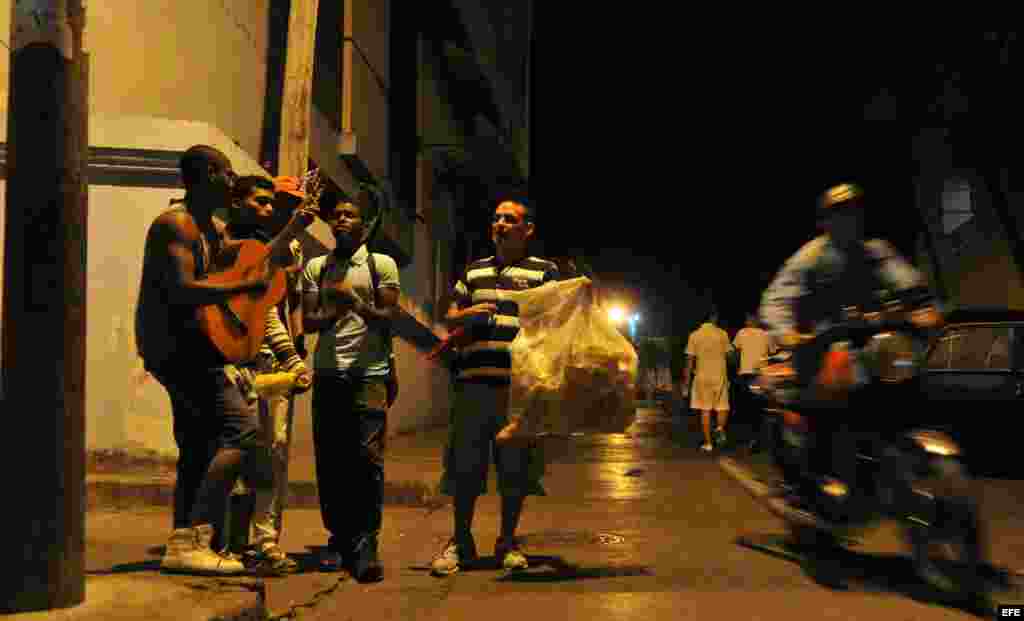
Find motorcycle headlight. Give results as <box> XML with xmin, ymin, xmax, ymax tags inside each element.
<box><xmin>862</xmin><ymin>330</ymin><xmax>920</xmax><ymax>383</ymax></box>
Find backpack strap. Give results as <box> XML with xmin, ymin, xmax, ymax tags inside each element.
<box><xmin>366</xmin><ymin>250</ymin><xmax>393</xmax><ymax>343</ymax></box>
<box><xmin>367</xmin><ymin>250</ymin><xmax>381</xmax><ymax>307</ymax></box>
<box><xmin>316</xmin><ymin>254</ymin><xmax>331</xmax><ymax>305</ymax></box>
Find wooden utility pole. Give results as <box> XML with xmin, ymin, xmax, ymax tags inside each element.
<box><xmin>277</xmin><ymin>0</ymin><xmax>319</xmax><ymax>178</ymax></box>
<box><xmin>1</xmin><ymin>0</ymin><xmax>89</xmax><ymax>612</ymax></box>
<box><xmin>226</xmin><ymin>0</ymin><xmax>319</xmax><ymax>552</ymax></box>
<box><xmin>276</xmin><ymin>0</ymin><xmax>318</xmax><ymax>356</ymax></box>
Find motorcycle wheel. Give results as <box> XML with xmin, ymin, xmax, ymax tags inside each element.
<box><xmin>906</xmin><ymin>457</ymin><xmax>986</xmax><ymax>604</ymax></box>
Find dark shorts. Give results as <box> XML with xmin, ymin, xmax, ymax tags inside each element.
<box><xmin>149</xmin><ymin>365</ymin><xmax>263</xmax><ymax>453</ymax></box>
<box><xmin>439</xmin><ymin>381</ymin><xmax>546</xmax><ymax>498</ymax></box>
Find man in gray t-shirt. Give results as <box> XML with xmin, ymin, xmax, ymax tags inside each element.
<box><xmin>301</xmin><ymin>191</ymin><xmax>400</xmax><ymax>582</ymax></box>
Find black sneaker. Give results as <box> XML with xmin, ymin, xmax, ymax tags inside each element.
<box><xmin>349</xmin><ymin>534</ymin><xmax>383</xmax><ymax>583</ymax></box>
<box><xmin>245</xmin><ymin>544</ymin><xmax>300</xmax><ymax>576</ymax></box>
<box><xmin>319</xmin><ymin>547</ymin><xmax>345</xmax><ymax>573</ymax></box>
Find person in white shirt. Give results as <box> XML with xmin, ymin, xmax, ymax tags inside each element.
<box><xmin>732</xmin><ymin>313</ymin><xmax>776</xmax><ymax>453</ymax></box>
<box><xmin>682</xmin><ymin>309</ymin><xmax>734</xmax><ymax>452</ymax></box>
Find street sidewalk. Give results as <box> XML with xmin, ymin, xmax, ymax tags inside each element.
<box><xmin>25</xmin><ymin>425</ymin><xmax>454</xmax><ymax>621</ymax></box>
<box><xmin>87</xmin><ymin>424</ymin><xmax>454</xmax><ymax>512</ymax></box>
<box><xmin>21</xmin><ymin>409</ymin><xmax>1024</xmax><ymax>620</ymax></box>
<box><xmin>3</xmin><ymin>505</ymin><xmax>448</xmax><ymax>621</ymax></box>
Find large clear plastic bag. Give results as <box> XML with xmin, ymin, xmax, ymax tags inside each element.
<box><xmin>497</xmin><ymin>277</ymin><xmax>639</xmax><ymax>441</ymax></box>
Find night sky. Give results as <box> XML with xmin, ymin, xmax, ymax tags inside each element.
<box><xmin>531</xmin><ymin>25</ymin><xmax>1010</xmax><ymax>337</ymax></box>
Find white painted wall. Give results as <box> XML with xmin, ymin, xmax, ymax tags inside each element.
<box><xmin>0</xmin><ymin>0</ymin><xmax>462</xmax><ymax>461</ymax></box>
<box><xmin>0</xmin><ymin>115</ymin><xmax>330</xmax><ymax>457</ymax></box>
<box><xmin>1</xmin><ymin>0</ymin><xmax>272</xmax><ymax>157</ymax></box>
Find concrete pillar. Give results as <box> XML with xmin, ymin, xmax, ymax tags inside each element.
<box><xmin>1</xmin><ymin>0</ymin><xmax>89</xmax><ymax>611</ymax></box>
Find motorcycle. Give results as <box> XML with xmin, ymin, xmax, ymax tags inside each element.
<box><xmin>718</xmin><ymin>298</ymin><xmax>992</xmax><ymax>607</ymax></box>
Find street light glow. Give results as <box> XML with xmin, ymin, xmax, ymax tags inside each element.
<box><xmin>609</xmin><ymin>306</ymin><xmax>625</xmax><ymax>323</ymax></box>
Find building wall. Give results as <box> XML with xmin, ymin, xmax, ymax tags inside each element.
<box><xmin>0</xmin><ymin>1</ymin><xmax>496</xmax><ymax>461</ymax></box>
<box><xmin>913</xmin><ymin>132</ymin><xmax>1024</xmax><ymax>311</ymax></box>
<box><xmin>344</xmin><ymin>0</ymin><xmax>390</xmax><ymax>182</ymax></box>
<box><xmin>0</xmin><ymin>115</ymin><xmax>303</xmax><ymax>456</ymax></box>
<box><xmin>1</xmin><ymin>0</ymin><xmax>272</xmax><ymax>157</ymax></box>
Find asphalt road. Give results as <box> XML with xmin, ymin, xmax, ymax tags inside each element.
<box><xmin>264</xmin><ymin>406</ymin><xmax>1024</xmax><ymax>620</ymax></box>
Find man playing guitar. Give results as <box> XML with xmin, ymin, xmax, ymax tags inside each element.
<box><xmin>135</xmin><ymin>145</ymin><xmax>316</xmax><ymax>575</ymax></box>
<box><xmin>137</xmin><ymin>145</ymin><xmax>271</xmax><ymax>574</ymax></box>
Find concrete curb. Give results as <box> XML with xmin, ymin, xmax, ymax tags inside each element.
<box><xmin>1</xmin><ymin>574</ymin><xmax>266</xmax><ymax>621</ymax></box>
<box><xmin>87</xmin><ymin>475</ymin><xmax>447</xmax><ymax>512</ymax></box>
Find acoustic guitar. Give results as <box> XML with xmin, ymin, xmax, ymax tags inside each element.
<box><xmin>196</xmin><ymin>170</ymin><xmax>325</xmax><ymax>363</ymax></box>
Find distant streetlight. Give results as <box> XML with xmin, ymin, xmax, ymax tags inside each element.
<box><xmin>608</xmin><ymin>306</ymin><xmax>626</xmax><ymax>323</ymax></box>
<box><xmin>628</xmin><ymin>313</ymin><xmax>641</xmax><ymax>340</ymax></box>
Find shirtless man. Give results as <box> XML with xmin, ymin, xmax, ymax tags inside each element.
<box><xmin>135</xmin><ymin>145</ymin><xmax>276</xmax><ymax>575</ymax></box>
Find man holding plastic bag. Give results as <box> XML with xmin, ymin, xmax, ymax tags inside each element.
<box><xmin>430</xmin><ymin>198</ymin><xmax>637</xmax><ymax>577</ymax></box>
<box><xmin>430</xmin><ymin>198</ymin><xmax>561</xmax><ymax>576</ymax></box>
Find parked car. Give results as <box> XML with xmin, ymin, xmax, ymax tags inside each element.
<box><xmin>918</xmin><ymin>307</ymin><xmax>1024</xmax><ymax>477</ymax></box>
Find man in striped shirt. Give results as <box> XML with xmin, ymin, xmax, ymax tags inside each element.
<box><xmin>431</xmin><ymin>198</ymin><xmax>560</xmax><ymax>576</ymax></box>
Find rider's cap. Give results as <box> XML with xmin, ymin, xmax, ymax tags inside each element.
<box><xmin>818</xmin><ymin>183</ymin><xmax>865</xmax><ymax>215</ymax></box>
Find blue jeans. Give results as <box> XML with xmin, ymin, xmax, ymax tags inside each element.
<box><xmin>149</xmin><ymin>365</ymin><xmax>264</xmax><ymax>530</ymax></box>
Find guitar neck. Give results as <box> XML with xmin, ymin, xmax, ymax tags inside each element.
<box><xmin>269</xmin><ymin>199</ymin><xmax>321</xmax><ymax>257</ymax></box>
<box><xmin>267</xmin><ymin>169</ymin><xmax>324</xmax><ymax>257</ymax></box>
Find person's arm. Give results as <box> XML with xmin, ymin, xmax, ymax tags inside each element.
<box><xmin>289</xmin><ymin>294</ymin><xmax>306</xmax><ymax>357</ymax></box>
<box><xmin>866</xmin><ymin>239</ymin><xmax>930</xmax><ymax>298</ymax></box>
<box><xmin>321</xmin><ymin>281</ymin><xmax>397</xmax><ymax>327</ymax></box>
<box><xmin>289</xmin><ymin>271</ymin><xmax>304</xmax><ymax>334</ymax></box>
<box><xmin>543</xmin><ymin>263</ymin><xmax>562</xmax><ymax>284</ymax></box>
<box><xmin>350</xmin><ymin>286</ymin><xmax>399</xmax><ymax>327</ymax></box>
<box><xmin>682</xmin><ymin>356</ymin><xmax>695</xmax><ymax>387</ymax></box>
<box><xmin>444</xmin><ymin>276</ymin><xmax>496</xmax><ymax>327</ymax></box>
<box><xmin>760</xmin><ymin>247</ymin><xmax>815</xmax><ymax>348</ymax></box>
<box><xmin>303</xmin><ymin>290</ymin><xmax>340</xmax><ymax>334</ymax></box>
<box><xmin>287</xmin><ymin>245</ymin><xmax>307</xmax><ymax>357</ymax></box>
<box><xmin>300</xmin><ymin>258</ymin><xmax>342</xmax><ymax>333</ymax></box>
<box><xmin>682</xmin><ymin>336</ymin><xmax>696</xmax><ymax>386</ymax></box>
<box><xmin>446</xmin><ymin>302</ymin><xmax>499</xmax><ymax>326</ymax></box>
<box><xmin>264</xmin><ymin>306</ymin><xmax>304</xmax><ymax>371</ymax></box>
<box><xmin>157</xmin><ymin>213</ymin><xmax>267</xmax><ymax>306</ymax></box>
<box><xmin>865</xmin><ymin>239</ymin><xmax>943</xmax><ymax>329</ymax></box>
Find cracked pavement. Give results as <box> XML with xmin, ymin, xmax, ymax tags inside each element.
<box><xmin>83</xmin><ymin>407</ymin><xmax>1024</xmax><ymax>619</ymax></box>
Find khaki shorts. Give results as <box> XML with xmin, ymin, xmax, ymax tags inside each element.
<box><xmin>439</xmin><ymin>381</ymin><xmax>546</xmax><ymax>497</ymax></box>
<box><xmin>691</xmin><ymin>376</ymin><xmax>730</xmax><ymax>411</ymax></box>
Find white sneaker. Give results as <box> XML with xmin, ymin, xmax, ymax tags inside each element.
<box><xmin>700</xmin><ymin>443</ymin><xmax>714</xmax><ymax>452</ymax></box>
<box><xmin>495</xmin><ymin>537</ymin><xmax>529</xmax><ymax>571</ymax></box>
<box><xmin>161</xmin><ymin>524</ymin><xmax>246</xmax><ymax>575</ymax></box>
<box><xmin>430</xmin><ymin>537</ymin><xmax>477</xmax><ymax>577</ymax></box>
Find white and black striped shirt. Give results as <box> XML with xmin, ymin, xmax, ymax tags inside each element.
<box><xmin>452</xmin><ymin>256</ymin><xmax>560</xmax><ymax>384</ymax></box>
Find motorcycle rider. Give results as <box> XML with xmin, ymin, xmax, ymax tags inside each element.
<box><xmin>758</xmin><ymin>182</ymin><xmax>943</xmax><ymax>540</ymax></box>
